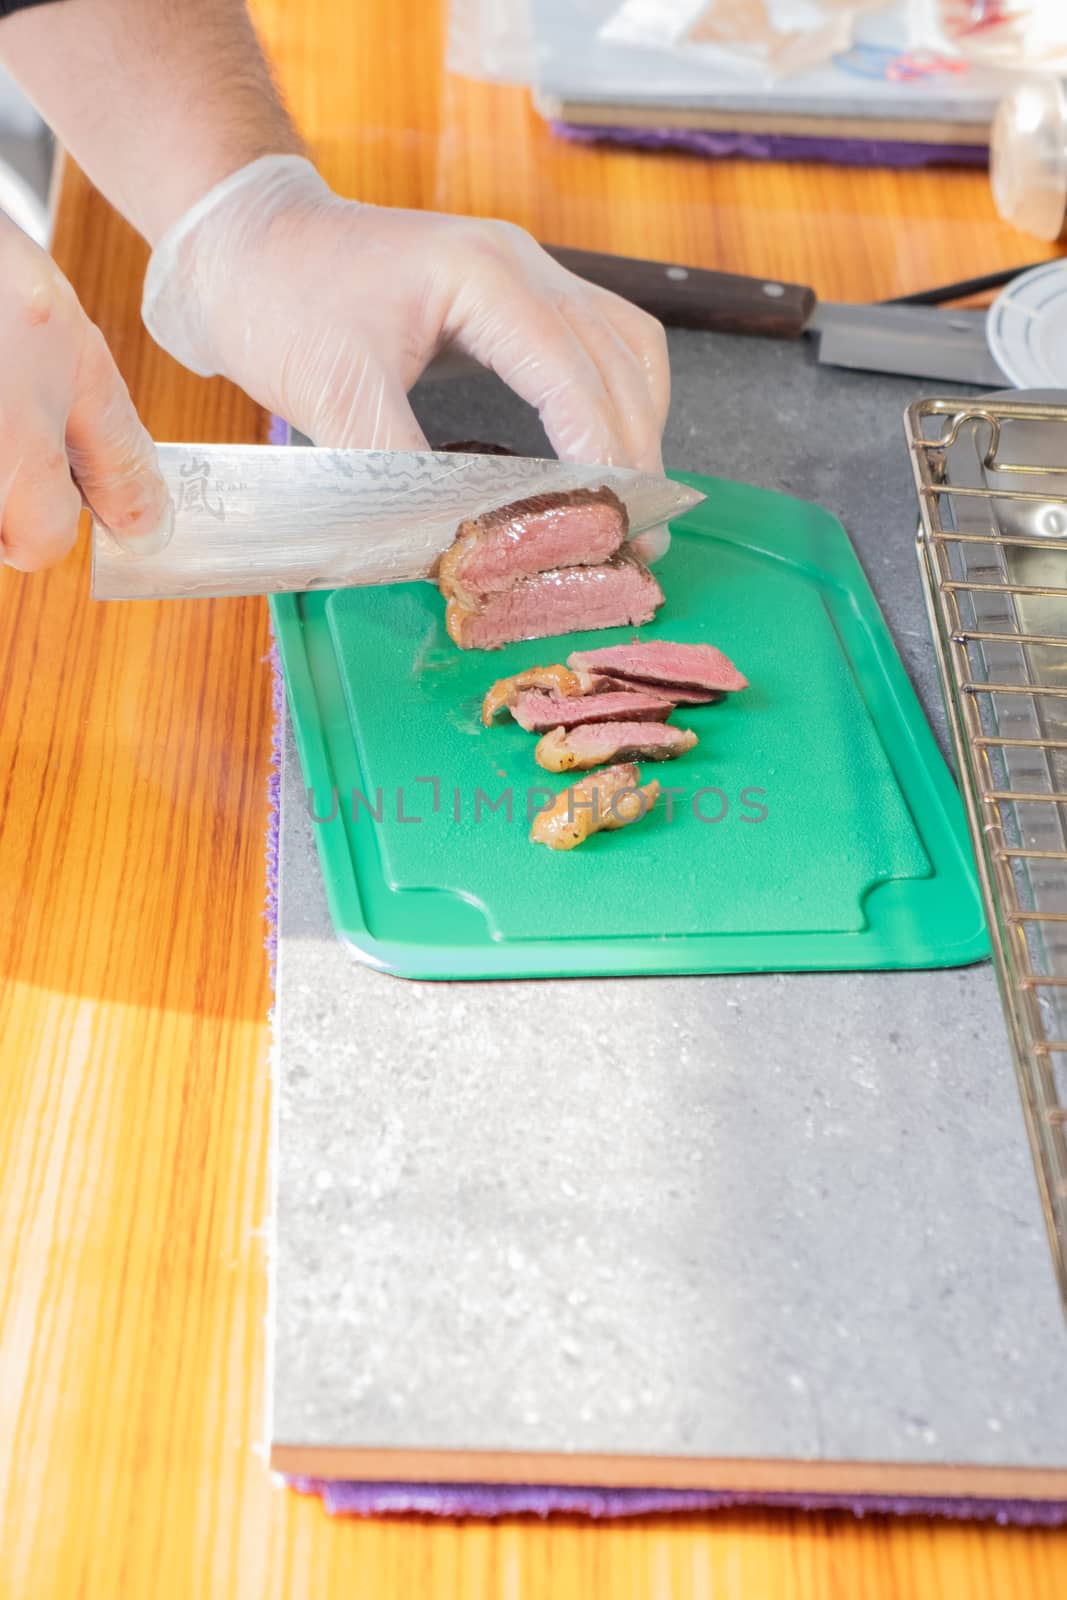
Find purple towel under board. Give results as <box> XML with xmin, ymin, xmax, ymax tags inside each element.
<box><xmin>550</xmin><ymin>121</ymin><xmax>988</xmax><ymax>169</ymax></box>
<box><xmin>285</xmin><ymin>1476</ymin><xmax>1067</xmax><ymax>1525</ymax></box>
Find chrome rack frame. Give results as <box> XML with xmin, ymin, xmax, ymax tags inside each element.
<box><xmin>907</xmin><ymin>396</ymin><xmax>1067</xmax><ymax>1310</ymax></box>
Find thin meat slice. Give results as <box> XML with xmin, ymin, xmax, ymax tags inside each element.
<box><xmin>586</xmin><ymin>674</ymin><xmax>724</xmax><ymax>706</ymax></box>
<box><xmin>536</xmin><ymin>721</ymin><xmax>697</xmax><ymax>773</ymax></box>
<box><xmin>511</xmin><ymin>686</ymin><xmax>675</xmax><ymax>734</ymax></box>
<box><xmin>436</xmin><ymin>440</ymin><xmax>517</xmax><ymax>455</ymax></box>
<box><xmin>446</xmin><ymin>554</ymin><xmax>663</xmax><ymax>652</ymax></box>
<box><xmin>567</xmin><ymin>639</ymin><xmax>748</xmax><ymax>694</ymax></box>
<box><xmin>481</xmin><ymin>664</ymin><xmax>585</xmax><ymax>726</ymax></box>
<box><xmin>438</xmin><ymin>486</ymin><xmax>628</xmax><ymax>598</ymax></box>
<box><xmin>483</xmin><ymin>663</ymin><xmax>717</xmax><ymax>723</ymax></box>
<box><xmin>530</xmin><ymin>763</ymin><xmax>661</xmax><ymax>851</ymax></box>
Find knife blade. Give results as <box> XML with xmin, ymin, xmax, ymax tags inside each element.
<box><xmin>90</xmin><ymin>445</ymin><xmax>705</xmax><ymax>602</ymax></box>
<box><xmin>542</xmin><ymin>245</ymin><xmax>1009</xmax><ymax>386</ymax></box>
<box><xmin>806</xmin><ymin>302</ymin><xmax>1006</xmax><ymax>387</ymax></box>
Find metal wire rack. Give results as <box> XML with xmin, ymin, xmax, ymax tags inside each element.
<box><xmin>907</xmin><ymin>396</ymin><xmax>1067</xmax><ymax>1311</ymax></box>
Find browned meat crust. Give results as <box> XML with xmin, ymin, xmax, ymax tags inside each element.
<box><xmin>535</xmin><ymin>721</ymin><xmax>697</xmax><ymax>773</ymax></box>
<box><xmin>530</xmin><ymin>763</ymin><xmax>661</xmax><ymax>850</ymax></box>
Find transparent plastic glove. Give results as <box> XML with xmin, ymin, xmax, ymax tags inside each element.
<box><xmin>0</xmin><ymin>211</ymin><xmax>170</xmax><ymax>572</ymax></box>
<box><xmin>143</xmin><ymin>156</ymin><xmax>672</xmax><ymax>561</ymax></box>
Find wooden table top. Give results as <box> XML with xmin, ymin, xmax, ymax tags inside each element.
<box><xmin>2</xmin><ymin>2</ymin><xmax>1066</xmax><ymax>1595</ymax></box>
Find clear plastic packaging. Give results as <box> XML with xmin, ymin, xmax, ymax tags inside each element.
<box><xmin>990</xmin><ymin>76</ymin><xmax>1067</xmax><ymax>239</ymax></box>
<box><xmin>446</xmin><ymin>0</ymin><xmax>536</xmax><ymax>83</ymax></box>
<box><xmin>446</xmin><ymin>0</ymin><xmax>906</xmax><ymax>88</ymax></box>
<box><xmin>447</xmin><ymin>1</ymin><xmax>1061</xmax><ymax>93</ymax></box>
<box><xmin>598</xmin><ymin>0</ymin><xmax>890</xmax><ymax>80</ymax></box>
<box><xmin>908</xmin><ymin>1</ymin><xmax>1067</xmax><ymax>72</ymax></box>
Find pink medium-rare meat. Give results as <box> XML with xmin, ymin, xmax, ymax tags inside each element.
<box><xmin>530</xmin><ymin>763</ymin><xmax>661</xmax><ymax>850</ymax></box>
<box><xmin>445</xmin><ymin>553</ymin><xmax>664</xmax><ymax>652</ymax></box>
<box><xmin>510</xmin><ymin>686</ymin><xmax>675</xmax><ymax>734</ymax></box>
<box><xmin>437</xmin><ymin>486</ymin><xmax>628</xmax><ymax>598</ymax></box>
<box><xmin>535</xmin><ymin>720</ymin><xmax>698</xmax><ymax>773</ymax></box>
<box><xmin>482</xmin><ymin>664</ymin><xmax>722</xmax><ymax>716</ymax></box>
<box><xmin>585</xmin><ymin>675</ymin><xmax>724</xmax><ymax>705</ymax></box>
<box><xmin>482</xmin><ymin>663</ymin><xmax>713</xmax><ymax>723</ymax></box>
<box><xmin>566</xmin><ymin>639</ymin><xmax>748</xmax><ymax>694</ymax></box>
<box><xmin>481</xmin><ymin>665</ymin><xmax>717</xmax><ymax>727</ymax></box>
<box><xmin>436</xmin><ymin>485</ymin><xmax>663</xmax><ymax>652</ymax></box>
<box><xmin>481</xmin><ymin>664</ymin><xmax>585</xmax><ymax>725</ymax></box>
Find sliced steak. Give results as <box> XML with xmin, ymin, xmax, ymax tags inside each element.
<box><xmin>438</xmin><ymin>486</ymin><xmax>628</xmax><ymax>598</ymax></box>
<box><xmin>567</xmin><ymin>639</ymin><xmax>748</xmax><ymax>694</ymax></box>
<box><xmin>530</xmin><ymin>763</ymin><xmax>661</xmax><ymax>851</ymax></box>
<box><xmin>446</xmin><ymin>553</ymin><xmax>664</xmax><ymax>652</ymax></box>
<box><xmin>535</xmin><ymin>721</ymin><xmax>697</xmax><ymax>773</ymax></box>
<box><xmin>436</xmin><ymin>440</ymin><xmax>517</xmax><ymax>455</ymax></box>
<box><xmin>584</xmin><ymin>674</ymin><xmax>724</xmax><ymax>706</ymax></box>
<box><xmin>483</xmin><ymin>663</ymin><xmax>718</xmax><ymax>721</ymax></box>
<box><xmin>481</xmin><ymin>664</ymin><xmax>585</xmax><ymax>726</ymax></box>
<box><xmin>510</xmin><ymin>686</ymin><xmax>675</xmax><ymax>734</ymax></box>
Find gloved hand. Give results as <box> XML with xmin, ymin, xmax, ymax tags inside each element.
<box><xmin>143</xmin><ymin>156</ymin><xmax>672</xmax><ymax>560</ymax></box>
<box><xmin>0</xmin><ymin>211</ymin><xmax>170</xmax><ymax>572</ymax></box>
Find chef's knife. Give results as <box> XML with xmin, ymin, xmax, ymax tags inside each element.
<box><xmin>542</xmin><ymin>245</ymin><xmax>1008</xmax><ymax>387</ymax></box>
<box><xmin>90</xmin><ymin>445</ymin><xmax>705</xmax><ymax>602</ymax></box>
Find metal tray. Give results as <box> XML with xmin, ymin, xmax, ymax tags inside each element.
<box><xmin>908</xmin><ymin>394</ymin><xmax>1067</xmax><ymax>1310</ymax></box>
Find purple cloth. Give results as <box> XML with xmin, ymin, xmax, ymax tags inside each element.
<box><xmin>264</xmin><ymin>418</ymin><xmax>1064</xmax><ymax>1529</ymax></box>
<box><xmin>551</xmin><ymin>121</ymin><xmax>988</xmax><ymax>169</ymax></box>
<box><xmin>288</xmin><ymin>1477</ymin><xmax>1067</xmax><ymax>1526</ymax></box>
<box><xmin>263</xmin><ymin>413</ymin><xmax>289</xmax><ymax>984</ymax></box>
<box><xmin>264</xmin><ymin>638</ymin><xmax>283</xmax><ymax>989</ymax></box>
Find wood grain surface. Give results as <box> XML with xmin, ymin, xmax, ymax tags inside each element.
<box><xmin>2</xmin><ymin>2</ymin><xmax>1066</xmax><ymax>1595</ymax></box>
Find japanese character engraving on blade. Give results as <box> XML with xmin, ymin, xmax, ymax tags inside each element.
<box><xmin>90</xmin><ymin>446</ymin><xmax>704</xmax><ymax>601</ymax></box>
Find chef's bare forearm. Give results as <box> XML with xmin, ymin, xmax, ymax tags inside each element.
<box><xmin>0</xmin><ymin>0</ymin><xmax>304</xmax><ymax>243</ymax></box>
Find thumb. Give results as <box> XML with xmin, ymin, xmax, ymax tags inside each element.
<box><xmin>66</xmin><ymin>324</ymin><xmax>172</xmax><ymax>554</ymax></box>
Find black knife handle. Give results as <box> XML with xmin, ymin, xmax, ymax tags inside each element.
<box><xmin>883</xmin><ymin>262</ymin><xmax>1041</xmax><ymax>307</ymax></box>
<box><xmin>545</xmin><ymin>244</ymin><xmax>816</xmax><ymax>338</ymax></box>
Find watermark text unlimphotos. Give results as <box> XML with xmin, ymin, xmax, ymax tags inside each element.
<box><xmin>306</xmin><ymin>777</ymin><xmax>768</xmax><ymax>828</ymax></box>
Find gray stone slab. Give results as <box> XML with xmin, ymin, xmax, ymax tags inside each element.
<box><xmin>270</xmin><ymin>333</ymin><xmax>1067</xmax><ymax>1486</ymax></box>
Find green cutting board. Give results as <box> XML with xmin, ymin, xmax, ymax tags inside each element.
<box><xmin>271</xmin><ymin>472</ymin><xmax>988</xmax><ymax>980</ymax></box>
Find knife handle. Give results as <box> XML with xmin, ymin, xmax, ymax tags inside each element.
<box><xmin>545</xmin><ymin>245</ymin><xmax>815</xmax><ymax>338</ymax></box>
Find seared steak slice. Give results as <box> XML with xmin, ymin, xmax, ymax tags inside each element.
<box><xmin>567</xmin><ymin>639</ymin><xmax>747</xmax><ymax>694</ymax></box>
<box><xmin>530</xmin><ymin>763</ymin><xmax>661</xmax><ymax>851</ymax></box>
<box><xmin>438</xmin><ymin>486</ymin><xmax>628</xmax><ymax>598</ymax></box>
<box><xmin>436</xmin><ymin>440</ymin><xmax>517</xmax><ymax>455</ymax></box>
<box><xmin>445</xmin><ymin>553</ymin><xmax>663</xmax><ymax>652</ymax></box>
<box><xmin>481</xmin><ymin>664</ymin><xmax>585</xmax><ymax>725</ymax></box>
<box><xmin>536</xmin><ymin>721</ymin><xmax>697</xmax><ymax>773</ymax></box>
<box><xmin>584</xmin><ymin>674</ymin><xmax>724</xmax><ymax>705</ymax></box>
<box><xmin>483</xmin><ymin>663</ymin><xmax>720</xmax><ymax>723</ymax></box>
<box><xmin>510</xmin><ymin>686</ymin><xmax>674</xmax><ymax>734</ymax></box>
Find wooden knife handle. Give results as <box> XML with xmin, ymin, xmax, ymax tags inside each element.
<box><xmin>545</xmin><ymin>245</ymin><xmax>816</xmax><ymax>339</ymax></box>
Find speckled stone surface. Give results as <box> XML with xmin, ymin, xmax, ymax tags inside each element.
<box><xmin>270</xmin><ymin>334</ymin><xmax>1067</xmax><ymax>1475</ymax></box>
